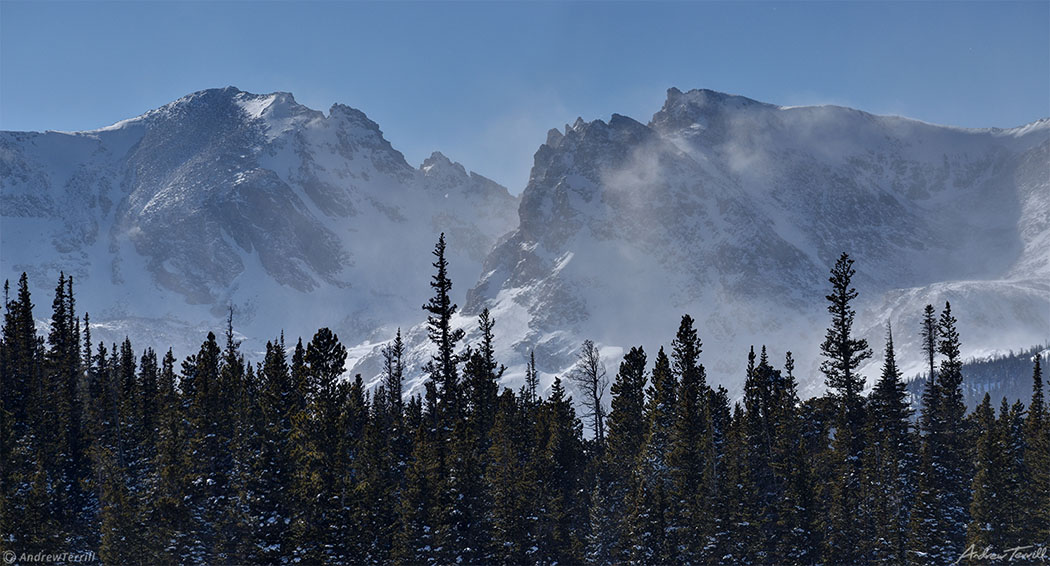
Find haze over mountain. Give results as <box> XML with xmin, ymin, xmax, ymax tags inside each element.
<box><xmin>2</xmin><ymin>86</ymin><xmax>1047</xmax><ymax>399</ymax></box>
<box><xmin>1</xmin><ymin>87</ymin><xmax>518</xmax><ymax>358</ymax></box>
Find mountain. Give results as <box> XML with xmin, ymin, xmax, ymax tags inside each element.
<box><xmin>4</xmin><ymin>86</ymin><xmax>1047</xmax><ymax>401</ymax></box>
<box><xmin>354</xmin><ymin>88</ymin><xmax>1049</xmax><ymax>399</ymax></box>
<box><xmin>1</xmin><ymin>87</ymin><xmax>518</xmax><ymax>357</ymax></box>
<box><xmin>905</xmin><ymin>346</ymin><xmax>1049</xmax><ymax>411</ymax></box>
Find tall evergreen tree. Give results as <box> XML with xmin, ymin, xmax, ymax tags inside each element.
<box><xmin>1000</xmin><ymin>399</ymin><xmax>1027</xmax><ymax>550</ymax></box>
<box><xmin>771</xmin><ymin>351</ymin><xmax>819</xmax><ymax>564</ymax></box>
<box><xmin>920</xmin><ymin>304</ymin><xmax>938</xmax><ymax>383</ymax></box>
<box><xmin>148</xmin><ymin>348</ymin><xmax>189</xmax><ymax>565</ymax></box>
<box><xmin>290</xmin><ymin>327</ymin><xmax>352</xmax><ymax>563</ymax></box>
<box><xmin>3</xmin><ymin>274</ymin><xmax>56</xmax><ymax>553</ymax></box>
<box><xmin>908</xmin><ymin>302</ymin><xmax>972</xmax><ymax>564</ymax></box>
<box><xmin>532</xmin><ymin>377</ymin><xmax>586</xmax><ymax>565</ymax></box>
<box><xmin>627</xmin><ymin>348</ymin><xmax>677</xmax><ymax>565</ymax></box>
<box><xmin>588</xmin><ymin>346</ymin><xmax>647</xmax><ymax>565</ymax></box>
<box><xmin>441</xmin><ymin>310</ymin><xmax>503</xmax><ymax>564</ymax></box>
<box><xmin>182</xmin><ymin>332</ymin><xmax>226</xmax><ymax>563</ymax></box>
<box><xmin>819</xmin><ymin>253</ymin><xmax>872</xmax><ymax>565</ymax></box>
<box><xmin>935</xmin><ymin>302</ymin><xmax>971</xmax><ymax>558</ymax></box>
<box><xmin>395</xmin><ymin>383</ymin><xmax>443</xmax><ymax>566</ymax></box>
<box><xmin>860</xmin><ymin>325</ymin><xmax>915</xmax><ymax>564</ymax></box>
<box><xmin>487</xmin><ymin>389</ymin><xmax>535</xmax><ymax>565</ymax></box>
<box><xmin>383</xmin><ymin>328</ymin><xmax>406</xmax><ymax>414</ymax></box>
<box><xmin>422</xmin><ymin>233</ymin><xmax>465</xmax><ymax>426</ymax></box>
<box><xmin>967</xmin><ymin>395</ymin><xmax>1007</xmax><ymax>551</ymax></box>
<box><xmin>666</xmin><ymin>315</ymin><xmax>708</xmax><ymax>562</ymax></box>
<box><xmin>1022</xmin><ymin>355</ymin><xmax>1049</xmax><ymax>543</ymax></box>
<box><xmin>524</xmin><ymin>350</ymin><xmax>540</xmax><ymax>408</ymax></box>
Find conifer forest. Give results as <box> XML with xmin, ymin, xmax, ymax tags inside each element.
<box><xmin>2</xmin><ymin>237</ymin><xmax>1048</xmax><ymax>566</ymax></box>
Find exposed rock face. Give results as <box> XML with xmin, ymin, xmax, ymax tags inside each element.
<box><xmin>382</xmin><ymin>88</ymin><xmax>1048</xmax><ymax>398</ymax></box>
<box><xmin>1</xmin><ymin>87</ymin><xmax>518</xmax><ymax>356</ymax></box>
<box><xmin>3</xmin><ymin>86</ymin><xmax>1046</xmax><ymax>400</ymax></box>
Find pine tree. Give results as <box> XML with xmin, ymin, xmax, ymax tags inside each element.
<box><xmin>1022</xmin><ymin>355</ymin><xmax>1049</xmax><ymax>543</ymax></box>
<box><xmin>422</xmin><ymin>233</ymin><xmax>465</xmax><ymax>428</ymax></box>
<box><xmin>967</xmin><ymin>395</ymin><xmax>1009</xmax><ymax>551</ymax></box>
<box><xmin>148</xmin><ymin>349</ymin><xmax>189</xmax><ymax>565</ymax></box>
<box><xmin>395</xmin><ymin>383</ymin><xmax>443</xmax><ymax>566</ymax></box>
<box><xmin>935</xmin><ymin>302</ymin><xmax>971</xmax><ymax>558</ymax></box>
<box><xmin>524</xmin><ymin>350</ymin><xmax>539</xmax><ymax>408</ymax></box>
<box><xmin>242</xmin><ymin>336</ymin><xmax>297</xmax><ymax>563</ymax></box>
<box><xmin>0</xmin><ymin>281</ymin><xmax>10</xmax><ymax>551</ymax></box>
<box><xmin>860</xmin><ymin>325</ymin><xmax>915</xmax><ymax>563</ymax></box>
<box><xmin>532</xmin><ymin>377</ymin><xmax>586</xmax><ymax>565</ymax></box>
<box><xmin>465</xmin><ymin>309</ymin><xmax>502</xmax><ymax>445</ymax></box>
<box><xmin>699</xmin><ymin>384</ymin><xmax>733</xmax><ymax>562</ymax></box>
<box><xmin>820</xmin><ymin>253</ymin><xmax>872</xmax><ymax>565</ymax></box>
<box><xmin>383</xmin><ymin>328</ymin><xmax>406</xmax><ymax>415</ymax></box>
<box><xmin>921</xmin><ymin>304</ymin><xmax>938</xmax><ymax>383</ymax></box>
<box><xmin>771</xmin><ymin>351</ymin><xmax>819</xmax><ymax>564</ymax></box>
<box><xmin>1000</xmin><ymin>399</ymin><xmax>1027</xmax><ymax>549</ymax></box>
<box><xmin>440</xmin><ymin>310</ymin><xmax>503</xmax><ymax>564</ymax></box>
<box><xmin>181</xmin><ymin>331</ymin><xmax>228</xmax><ymax>562</ymax></box>
<box><xmin>722</xmin><ymin>402</ymin><xmax>760</xmax><ymax>564</ymax></box>
<box><xmin>588</xmin><ymin>346</ymin><xmax>646</xmax><ymax>564</ymax></box>
<box><xmin>627</xmin><ymin>348</ymin><xmax>677</xmax><ymax>564</ymax></box>
<box><xmin>667</xmin><ymin>315</ymin><xmax>708</xmax><ymax>562</ymax></box>
<box><xmin>487</xmin><ymin>389</ymin><xmax>535</xmax><ymax>565</ymax></box>
<box><xmin>290</xmin><ymin>327</ymin><xmax>352</xmax><ymax>563</ymax></box>
<box><xmin>45</xmin><ymin>273</ymin><xmax>87</xmax><ymax>540</ymax></box>
<box><xmin>4</xmin><ymin>274</ymin><xmax>62</xmax><ymax>553</ymax></box>
<box><xmin>358</xmin><ymin>329</ymin><xmax>409</xmax><ymax>563</ymax></box>
<box><xmin>908</xmin><ymin>302</ymin><xmax>971</xmax><ymax>564</ymax></box>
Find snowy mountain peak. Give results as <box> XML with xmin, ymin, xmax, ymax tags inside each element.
<box><xmin>421</xmin><ymin>151</ymin><xmax>467</xmax><ymax>178</ymax></box>
<box><xmin>327</xmin><ymin>102</ymin><xmax>385</xmax><ymax>133</ymax></box>
<box><xmin>452</xmin><ymin>87</ymin><xmax>1049</xmax><ymax>401</ymax></box>
<box><xmin>2</xmin><ymin>87</ymin><xmax>519</xmax><ymax>360</ymax></box>
<box><xmin>651</xmin><ymin>87</ymin><xmax>774</xmax><ymax>134</ymax></box>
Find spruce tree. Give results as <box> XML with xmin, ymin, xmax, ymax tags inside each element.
<box><xmin>149</xmin><ymin>349</ymin><xmax>189</xmax><ymax>565</ymax></box>
<box><xmin>524</xmin><ymin>350</ymin><xmax>539</xmax><ymax>408</ymax></box>
<box><xmin>771</xmin><ymin>351</ymin><xmax>819</xmax><ymax>564</ymax></box>
<box><xmin>967</xmin><ymin>395</ymin><xmax>1010</xmax><ymax>551</ymax></box>
<box><xmin>395</xmin><ymin>383</ymin><xmax>443</xmax><ymax>565</ymax></box>
<box><xmin>860</xmin><ymin>325</ymin><xmax>915</xmax><ymax>564</ymax></box>
<box><xmin>422</xmin><ymin>233</ymin><xmax>465</xmax><ymax>427</ymax></box>
<box><xmin>667</xmin><ymin>315</ymin><xmax>708</xmax><ymax>562</ymax></box>
<box><xmin>909</xmin><ymin>302</ymin><xmax>971</xmax><ymax>564</ymax></box>
<box><xmin>935</xmin><ymin>302</ymin><xmax>971</xmax><ymax>558</ymax></box>
<box><xmin>1001</xmin><ymin>399</ymin><xmax>1027</xmax><ymax>549</ymax></box>
<box><xmin>441</xmin><ymin>310</ymin><xmax>503</xmax><ymax>564</ymax></box>
<box><xmin>291</xmin><ymin>327</ymin><xmax>351</xmax><ymax>563</ymax></box>
<box><xmin>383</xmin><ymin>328</ymin><xmax>406</xmax><ymax>414</ymax></box>
<box><xmin>819</xmin><ymin>253</ymin><xmax>872</xmax><ymax>565</ymax></box>
<box><xmin>532</xmin><ymin>377</ymin><xmax>586</xmax><ymax>565</ymax></box>
<box><xmin>626</xmin><ymin>348</ymin><xmax>677</xmax><ymax>564</ymax></box>
<box><xmin>487</xmin><ymin>389</ymin><xmax>534</xmax><ymax>565</ymax></box>
<box><xmin>4</xmin><ymin>274</ymin><xmax>60</xmax><ymax>553</ymax></box>
<box><xmin>921</xmin><ymin>304</ymin><xmax>938</xmax><ymax>383</ymax></box>
<box><xmin>1022</xmin><ymin>355</ymin><xmax>1049</xmax><ymax>543</ymax></box>
<box><xmin>723</xmin><ymin>402</ymin><xmax>760</xmax><ymax>564</ymax></box>
<box><xmin>359</xmin><ymin>330</ymin><xmax>409</xmax><ymax>563</ymax></box>
<box><xmin>46</xmin><ymin>273</ymin><xmax>87</xmax><ymax>539</ymax></box>
<box><xmin>588</xmin><ymin>346</ymin><xmax>646</xmax><ymax>564</ymax></box>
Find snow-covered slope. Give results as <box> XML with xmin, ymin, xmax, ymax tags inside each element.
<box><xmin>4</xmin><ymin>86</ymin><xmax>1047</xmax><ymax>400</ymax></box>
<box><xmin>355</xmin><ymin>88</ymin><xmax>1049</xmax><ymax>399</ymax></box>
<box><xmin>1</xmin><ymin>87</ymin><xmax>518</xmax><ymax>357</ymax></box>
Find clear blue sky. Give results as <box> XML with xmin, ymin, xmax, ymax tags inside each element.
<box><xmin>2</xmin><ymin>1</ymin><xmax>1047</xmax><ymax>191</ymax></box>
